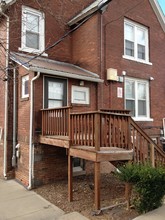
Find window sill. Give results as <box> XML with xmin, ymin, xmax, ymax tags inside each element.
<box><xmin>71</xmin><ymin>103</ymin><xmax>90</xmax><ymax>106</ymax></box>
<box><xmin>18</xmin><ymin>47</ymin><xmax>48</xmax><ymax>57</ymax></box>
<box><xmin>133</xmin><ymin>117</ymin><xmax>153</xmax><ymax>122</ymax></box>
<box><xmin>21</xmin><ymin>97</ymin><xmax>29</xmax><ymax>101</ymax></box>
<box><xmin>122</xmin><ymin>55</ymin><xmax>152</xmax><ymax>66</ymax></box>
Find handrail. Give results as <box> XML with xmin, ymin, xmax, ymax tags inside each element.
<box><xmin>41</xmin><ymin>106</ymin><xmax>71</xmax><ymax>136</ymax></box>
<box><xmin>129</xmin><ymin>117</ymin><xmax>165</xmax><ymax>166</ymax></box>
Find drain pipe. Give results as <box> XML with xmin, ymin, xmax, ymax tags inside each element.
<box><xmin>0</xmin><ymin>11</ymin><xmax>10</xmax><ymax>178</ymax></box>
<box><xmin>12</xmin><ymin>68</ymin><xmax>17</xmax><ymax>167</ymax></box>
<box><xmin>28</xmin><ymin>71</ymin><xmax>40</xmax><ymax>190</ymax></box>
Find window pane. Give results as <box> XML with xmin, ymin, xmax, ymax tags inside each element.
<box><xmin>125</xmin><ymin>24</ymin><xmax>134</xmax><ymax>41</ymax></box>
<box><xmin>125</xmin><ymin>40</ymin><xmax>134</xmax><ymax>56</ymax></box>
<box><xmin>22</xmin><ymin>75</ymin><xmax>29</xmax><ymax>98</ymax></box>
<box><xmin>74</xmin><ymin>91</ymin><xmax>86</xmax><ymax>102</ymax></box>
<box><xmin>138</xmin><ymin>44</ymin><xmax>145</xmax><ymax>60</ymax></box>
<box><xmin>26</xmin><ymin>13</ymin><xmax>39</xmax><ymax>32</ymax></box>
<box><xmin>24</xmin><ymin>80</ymin><xmax>28</xmax><ymax>95</ymax></box>
<box><xmin>137</xmin><ymin>28</ymin><xmax>145</xmax><ymax>45</ymax></box>
<box><xmin>125</xmin><ymin>80</ymin><xmax>135</xmax><ymax>99</ymax></box>
<box><xmin>138</xmin><ymin>83</ymin><xmax>146</xmax><ymax>99</ymax></box>
<box><xmin>48</xmin><ymin>100</ymin><xmax>62</xmax><ymax>108</ymax></box>
<box><xmin>138</xmin><ymin>100</ymin><xmax>146</xmax><ymax>116</ymax></box>
<box><xmin>126</xmin><ymin>100</ymin><xmax>135</xmax><ymax>116</ymax></box>
<box><xmin>26</xmin><ymin>32</ymin><xmax>39</xmax><ymax>49</ymax></box>
<box><xmin>48</xmin><ymin>82</ymin><xmax>63</xmax><ymax>100</ymax></box>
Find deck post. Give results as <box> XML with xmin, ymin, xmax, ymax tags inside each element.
<box><xmin>94</xmin><ymin>162</ymin><xmax>100</xmax><ymax>210</ymax></box>
<box><xmin>68</xmin><ymin>152</ymin><xmax>73</xmax><ymax>202</ymax></box>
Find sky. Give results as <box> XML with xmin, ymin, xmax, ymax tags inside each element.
<box><xmin>157</xmin><ymin>0</ymin><xmax>165</xmax><ymax>15</ymax></box>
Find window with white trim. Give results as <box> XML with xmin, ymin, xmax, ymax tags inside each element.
<box><xmin>20</xmin><ymin>6</ymin><xmax>45</xmax><ymax>53</ymax></box>
<box><xmin>72</xmin><ymin>86</ymin><xmax>90</xmax><ymax>105</ymax></box>
<box><xmin>124</xmin><ymin>19</ymin><xmax>149</xmax><ymax>63</ymax></box>
<box><xmin>125</xmin><ymin>78</ymin><xmax>150</xmax><ymax>120</ymax></box>
<box><xmin>22</xmin><ymin>75</ymin><xmax>29</xmax><ymax>98</ymax></box>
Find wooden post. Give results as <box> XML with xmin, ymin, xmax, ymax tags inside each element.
<box><xmin>68</xmin><ymin>153</ymin><xmax>73</xmax><ymax>202</ymax></box>
<box><xmin>94</xmin><ymin>162</ymin><xmax>100</xmax><ymax>210</ymax></box>
<box><xmin>151</xmin><ymin>144</ymin><xmax>155</xmax><ymax>167</ymax></box>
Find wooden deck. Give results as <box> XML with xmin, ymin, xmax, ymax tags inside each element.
<box><xmin>39</xmin><ymin>135</ymin><xmax>70</xmax><ymax>148</ymax></box>
<box><xmin>39</xmin><ymin>107</ymin><xmax>165</xmax><ymax>210</ymax></box>
<box><xmin>70</xmin><ymin>146</ymin><xmax>133</xmax><ymax>162</ymax></box>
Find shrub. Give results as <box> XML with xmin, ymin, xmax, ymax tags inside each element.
<box><xmin>115</xmin><ymin>162</ymin><xmax>165</xmax><ymax>213</ymax></box>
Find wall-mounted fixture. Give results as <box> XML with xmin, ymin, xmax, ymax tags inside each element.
<box><xmin>122</xmin><ymin>71</ymin><xmax>126</xmax><ymax>76</ymax></box>
<box><xmin>107</xmin><ymin>68</ymin><xmax>118</xmax><ymax>81</ymax></box>
<box><xmin>79</xmin><ymin>80</ymin><xmax>84</xmax><ymax>86</ymax></box>
<box><xmin>149</xmin><ymin>77</ymin><xmax>154</xmax><ymax>81</ymax></box>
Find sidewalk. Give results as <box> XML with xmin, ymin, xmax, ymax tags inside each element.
<box><xmin>0</xmin><ymin>179</ymin><xmax>89</xmax><ymax>220</ymax></box>
<box><xmin>133</xmin><ymin>204</ymin><xmax>165</xmax><ymax>220</ymax></box>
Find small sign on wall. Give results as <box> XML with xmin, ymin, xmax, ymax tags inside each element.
<box><xmin>117</xmin><ymin>87</ymin><xmax>123</xmax><ymax>98</ymax></box>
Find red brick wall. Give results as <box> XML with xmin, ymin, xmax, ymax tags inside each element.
<box><xmin>15</xmin><ymin>66</ymin><xmax>31</xmax><ymax>185</ymax></box>
<box><xmin>70</xmin><ymin>0</ymin><xmax>165</xmax><ymax>137</ymax></box>
<box><xmin>8</xmin><ymin>0</ymin><xmax>94</xmax><ymax>62</ymax></box>
<box><xmin>34</xmin><ymin>145</ymin><xmax>68</xmax><ymax>186</ymax></box>
<box><xmin>101</xmin><ymin>0</ymin><xmax>165</xmax><ymax>136</ymax></box>
<box><xmin>71</xmin><ymin>14</ymin><xmax>101</xmax><ymax>74</ymax></box>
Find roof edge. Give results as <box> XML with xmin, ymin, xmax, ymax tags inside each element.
<box><xmin>149</xmin><ymin>0</ymin><xmax>165</xmax><ymax>32</ymax></box>
<box><xmin>30</xmin><ymin>66</ymin><xmax>104</xmax><ymax>83</ymax></box>
<box><xmin>68</xmin><ymin>0</ymin><xmax>111</xmax><ymax>26</ymax></box>
<box><xmin>0</xmin><ymin>0</ymin><xmax>16</xmax><ymax>13</ymax></box>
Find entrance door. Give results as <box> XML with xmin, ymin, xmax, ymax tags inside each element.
<box><xmin>44</xmin><ymin>77</ymin><xmax>67</xmax><ymax>108</ymax></box>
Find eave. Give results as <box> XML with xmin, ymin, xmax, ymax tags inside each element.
<box><xmin>149</xmin><ymin>0</ymin><xmax>165</xmax><ymax>32</ymax></box>
<box><xmin>68</xmin><ymin>0</ymin><xmax>112</xmax><ymax>26</ymax></box>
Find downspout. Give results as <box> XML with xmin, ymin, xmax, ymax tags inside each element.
<box><xmin>0</xmin><ymin>12</ymin><xmax>10</xmax><ymax>178</ymax></box>
<box><xmin>12</xmin><ymin>68</ymin><xmax>17</xmax><ymax>167</ymax></box>
<box><xmin>28</xmin><ymin>71</ymin><xmax>40</xmax><ymax>189</ymax></box>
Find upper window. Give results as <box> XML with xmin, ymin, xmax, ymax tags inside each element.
<box><xmin>124</xmin><ymin>19</ymin><xmax>149</xmax><ymax>64</ymax></box>
<box><xmin>22</xmin><ymin>75</ymin><xmax>29</xmax><ymax>98</ymax></box>
<box><xmin>125</xmin><ymin>77</ymin><xmax>150</xmax><ymax>120</ymax></box>
<box><xmin>20</xmin><ymin>6</ymin><xmax>45</xmax><ymax>53</ymax></box>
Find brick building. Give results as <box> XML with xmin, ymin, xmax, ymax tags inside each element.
<box><xmin>0</xmin><ymin>0</ymin><xmax>165</xmax><ymax>209</ymax></box>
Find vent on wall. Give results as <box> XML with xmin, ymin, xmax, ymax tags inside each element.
<box><xmin>107</xmin><ymin>68</ymin><xmax>118</xmax><ymax>81</ymax></box>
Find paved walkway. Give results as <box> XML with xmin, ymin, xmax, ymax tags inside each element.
<box><xmin>0</xmin><ymin>179</ymin><xmax>89</xmax><ymax>220</ymax></box>
<box><xmin>133</xmin><ymin>204</ymin><xmax>165</xmax><ymax>220</ymax></box>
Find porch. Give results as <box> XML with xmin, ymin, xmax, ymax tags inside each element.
<box><xmin>39</xmin><ymin>106</ymin><xmax>165</xmax><ymax>210</ymax></box>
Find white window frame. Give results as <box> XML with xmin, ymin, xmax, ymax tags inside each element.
<box><xmin>72</xmin><ymin>86</ymin><xmax>90</xmax><ymax>105</ymax></box>
<box><xmin>22</xmin><ymin>75</ymin><xmax>29</xmax><ymax>98</ymax></box>
<box><xmin>125</xmin><ymin>77</ymin><xmax>152</xmax><ymax>121</ymax></box>
<box><xmin>19</xmin><ymin>6</ymin><xmax>46</xmax><ymax>55</ymax></box>
<box><xmin>123</xmin><ymin>19</ymin><xmax>152</xmax><ymax>65</ymax></box>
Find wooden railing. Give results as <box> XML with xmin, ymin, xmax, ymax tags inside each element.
<box><xmin>70</xmin><ymin>111</ymin><xmax>165</xmax><ymax>166</ymax></box>
<box><xmin>70</xmin><ymin>111</ymin><xmax>132</xmax><ymax>150</ymax></box>
<box><xmin>129</xmin><ymin>118</ymin><xmax>165</xmax><ymax>166</ymax></box>
<box><xmin>41</xmin><ymin>106</ymin><xmax>71</xmax><ymax>136</ymax></box>
<box><xmin>41</xmin><ymin>108</ymin><xmax>165</xmax><ymax>166</ymax></box>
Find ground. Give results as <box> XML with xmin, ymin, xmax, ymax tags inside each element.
<box><xmin>34</xmin><ymin>173</ymin><xmax>139</xmax><ymax>220</ymax></box>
